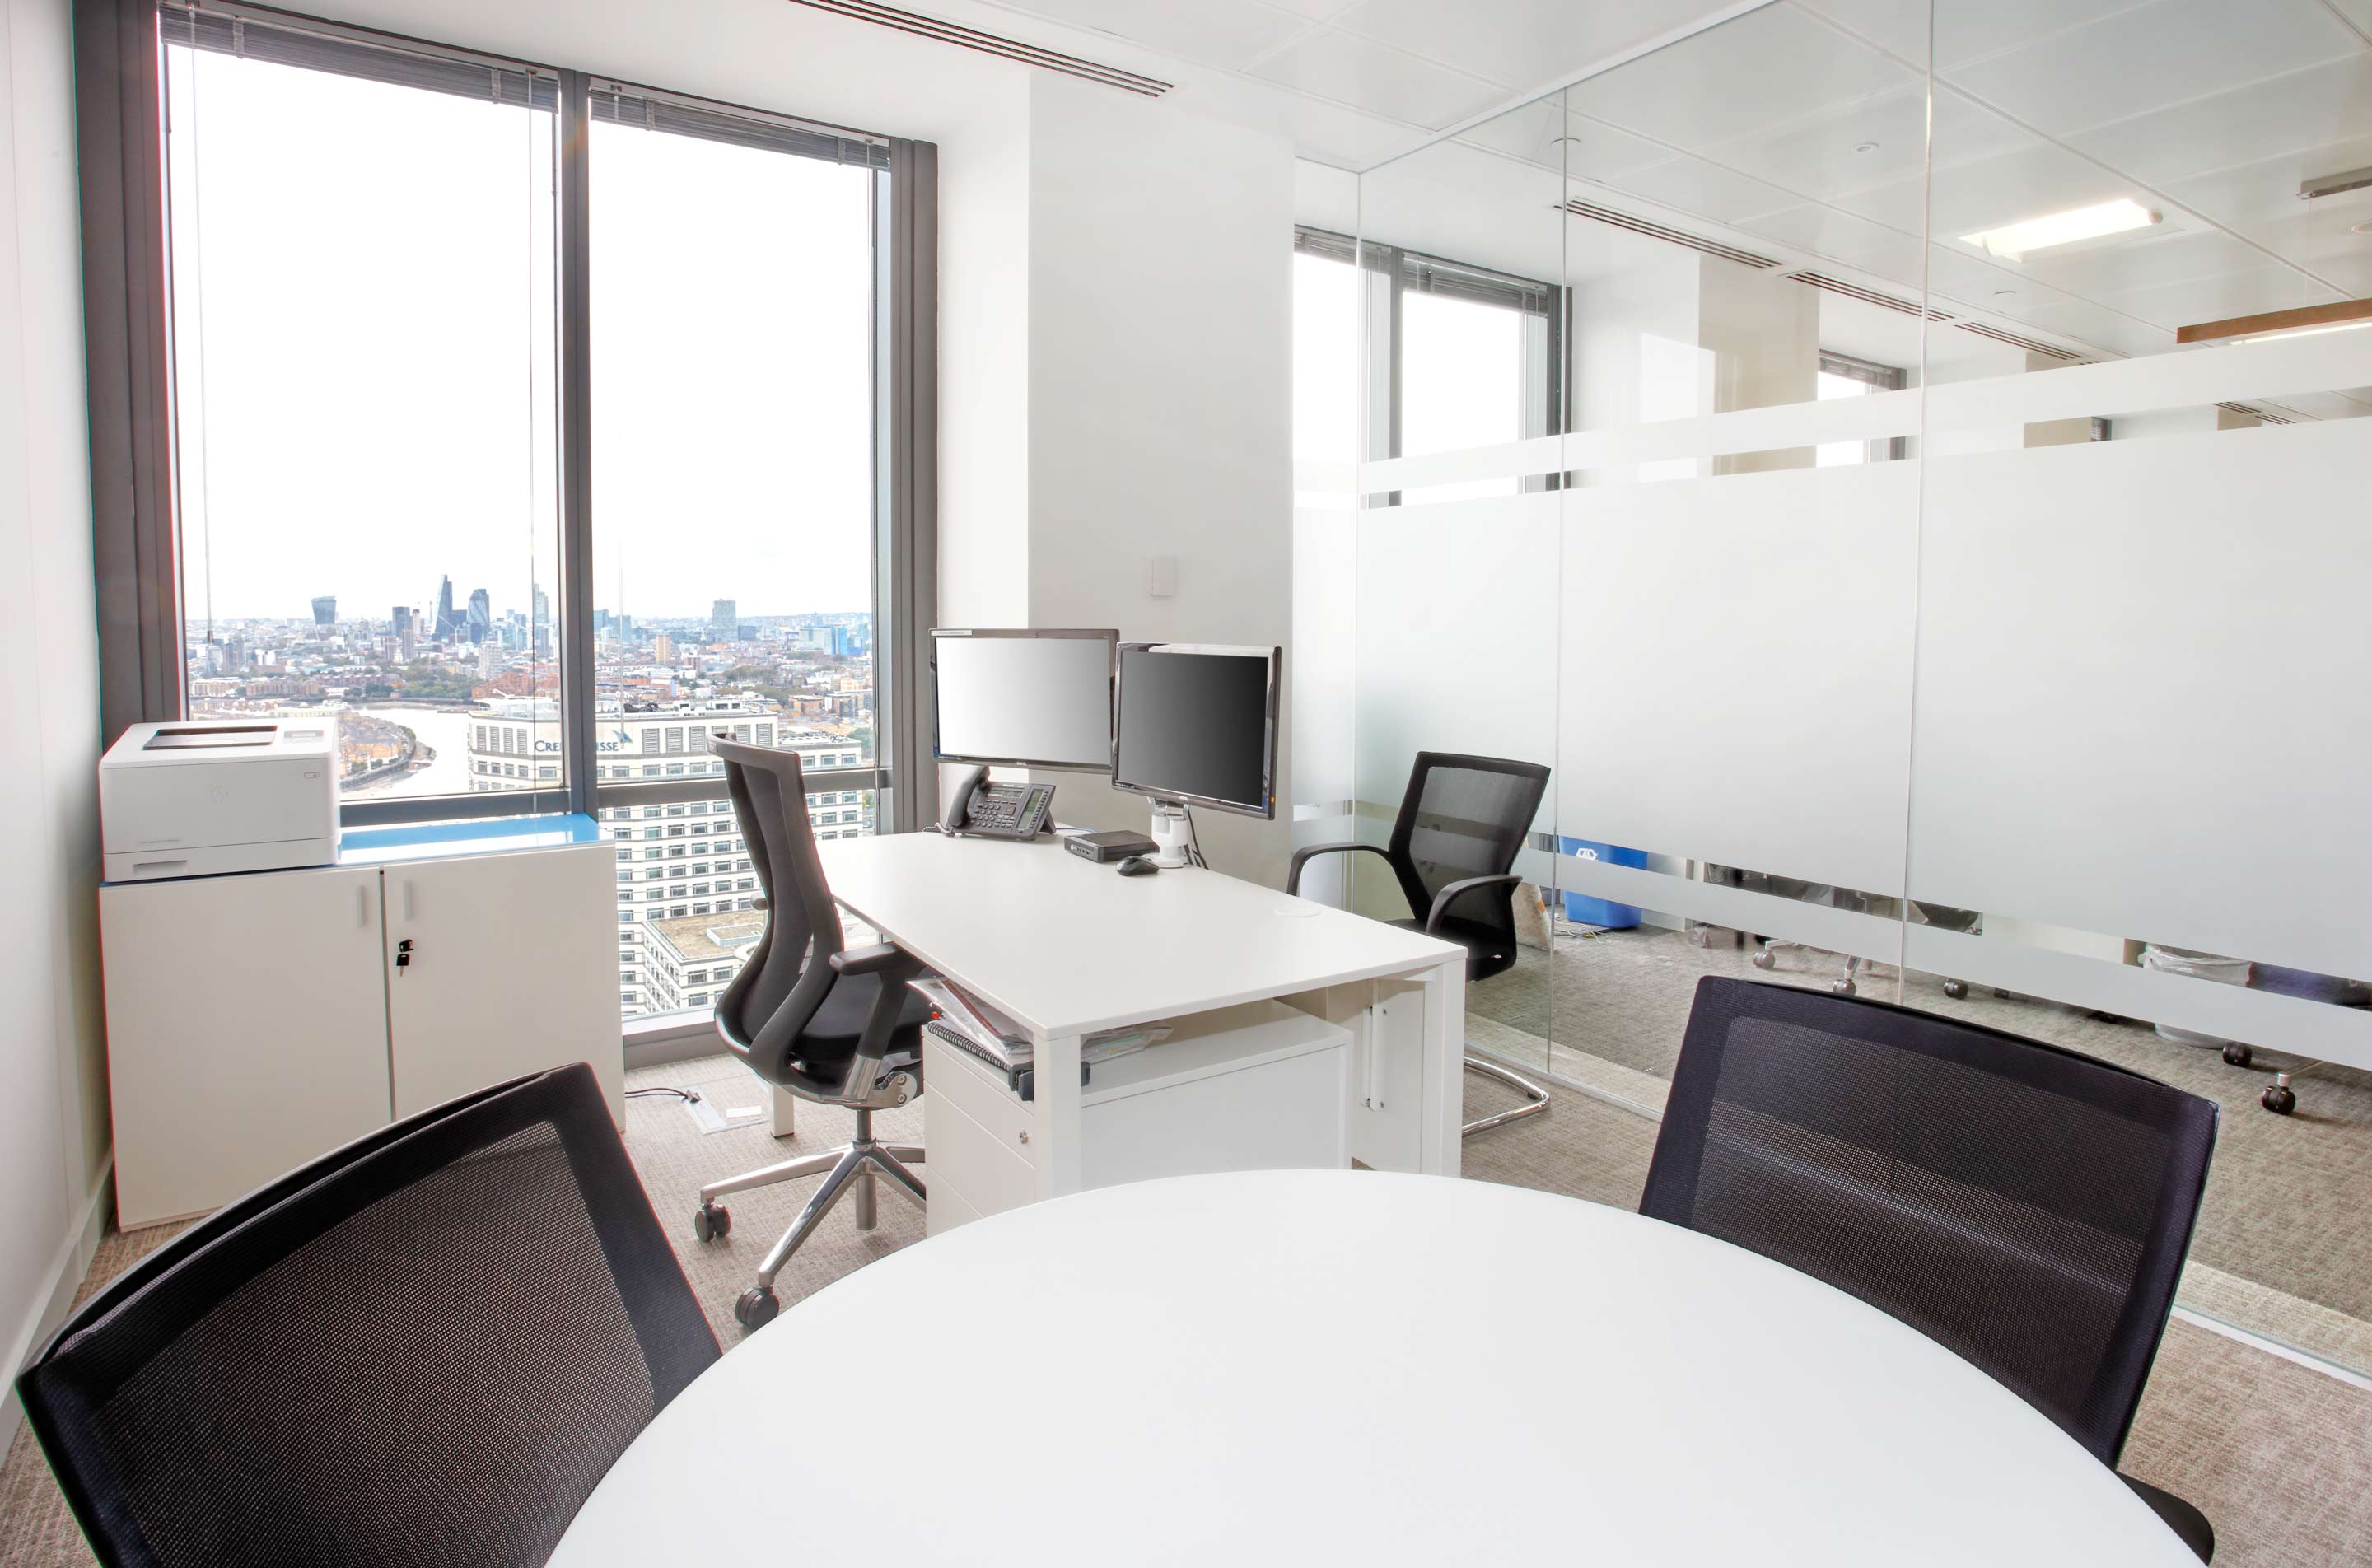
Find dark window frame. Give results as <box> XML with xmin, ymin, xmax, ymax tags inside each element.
<box><xmin>85</xmin><ymin>0</ymin><xmax>936</xmax><ymax>839</ymax></box>
<box><xmin>1296</xmin><ymin>224</ymin><xmax>1567</xmax><ymax>502</ymax></box>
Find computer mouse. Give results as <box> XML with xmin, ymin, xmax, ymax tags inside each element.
<box><xmin>1117</xmin><ymin>855</ymin><xmax>1158</xmax><ymax>876</ymax></box>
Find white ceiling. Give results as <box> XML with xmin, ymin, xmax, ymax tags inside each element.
<box><xmin>956</xmin><ymin>0</ymin><xmax>2372</xmax><ymax>376</ymax></box>
<box><xmin>1414</xmin><ymin>0</ymin><xmax>2372</xmax><ymax>373</ymax></box>
<box><xmin>969</xmin><ymin>0</ymin><xmax>1758</xmax><ymax>170</ymax></box>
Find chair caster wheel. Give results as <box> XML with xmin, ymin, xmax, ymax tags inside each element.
<box><xmin>2221</xmin><ymin>1043</ymin><xmax>2253</xmax><ymax>1069</ymax></box>
<box><xmin>735</xmin><ymin>1286</ymin><xmax>780</xmax><ymax>1328</ymax></box>
<box><xmin>1752</xmin><ymin>950</ymin><xmax>1774</xmax><ymax>970</ymax></box>
<box><xmin>2262</xmin><ymin>1083</ymin><xmax>2296</xmax><ymax>1116</ymax></box>
<box><xmin>1943</xmin><ymin>979</ymin><xmax>1968</xmax><ymax>1000</ymax></box>
<box><xmin>1833</xmin><ymin>978</ymin><xmax>1856</xmax><ymax>997</ymax></box>
<box><xmin>693</xmin><ymin>1202</ymin><xmax>730</xmax><ymax>1242</ymax></box>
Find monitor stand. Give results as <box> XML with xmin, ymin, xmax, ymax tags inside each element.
<box><xmin>1147</xmin><ymin>798</ymin><xmax>1194</xmax><ymax>869</ymax></box>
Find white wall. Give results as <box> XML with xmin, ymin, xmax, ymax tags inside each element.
<box><xmin>1022</xmin><ymin>76</ymin><xmax>1296</xmax><ymax>880</ymax></box>
<box><xmin>0</xmin><ymin>0</ymin><xmax>109</xmax><ymax>1447</ymax></box>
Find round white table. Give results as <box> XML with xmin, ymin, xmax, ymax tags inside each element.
<box><xmin>552</xmin><ymin>1171</ymin><xmax>2197</xmax><ymax>1566</ymax></box>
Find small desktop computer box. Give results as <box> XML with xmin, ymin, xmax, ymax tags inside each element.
<box><xmin>1063</xmin><ymin>829</ymin><xmax>1159</xmax><ymax>865</ymax></box>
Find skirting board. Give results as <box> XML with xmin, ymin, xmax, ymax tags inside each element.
<box><xmin>0</xmin><ymin>1157</ymin><xmax>114</xmax><ymax>1458</ymax></box>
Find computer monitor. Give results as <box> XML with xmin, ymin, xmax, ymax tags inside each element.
<box><xmin>1111</xmin><ymin>642</ymin><xmax>1280</xmax><ymax>865</ymax></box>
<box><xmin>930</xmin><ymin>628</ymin><xmax>1118</xmax><ymax>772</ymax></box>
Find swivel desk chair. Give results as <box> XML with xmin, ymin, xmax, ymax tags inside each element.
<box><xmin>1288</xmin><ymin>751</ymin><xmax>1554</xmax><ymax>1138</ymax></box>
<box><xmin>693</xmin><ymin>736</ymin><xmax>930</xmax><ymax>1331</ymax></box>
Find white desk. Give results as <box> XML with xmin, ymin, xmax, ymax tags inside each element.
<box><xmin>550</xmin><ymin>1172</ymin><xmax>2201</xmax><ymax>1568</ymax></box>
<box><xmin>816</xmin><ymin>831</ymin><xmax>1468</xmax><ymax>1204</ymax></box>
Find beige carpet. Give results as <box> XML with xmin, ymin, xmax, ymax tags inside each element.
<box><xmin>1473</xmin><ymin>925</ymin><xmax>2372</xmax><ymax>1359</ymax></box>
<box><xmin>5</xmin><ymin>1057</ymin><xmax>2367</xmax><ymax>1567</ymax></box>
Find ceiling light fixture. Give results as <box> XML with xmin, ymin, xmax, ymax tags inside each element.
<box><xmin>1961</xmin><ymin>197</ymin><xmax>2159</xmax><ymax>260</ymax></box>
<box><xmin>2300</xmin><ymin>165</ymin><xmax>2372</xmax><ymax>202</ymax></box>
<box><xmin>2175</xmin><ymin>298</ymin><xmax>2372</xmax><ymax>345</ymax></box>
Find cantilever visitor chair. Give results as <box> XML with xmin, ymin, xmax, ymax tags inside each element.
<box><xmin>691</xmin><ymin>735</ymin><xmax>929</xmax><ymax>1331</ymax></box>
<box><xmin>15</xmin><ymin>1063</ymin><xmax>718</xmax><ymax>1568</ymax></box>
<box><xmin>1287</xmin><ymin>750</ymin><xmax>1554</xmax><ymax>1138</ymax></box>
<box><xmin>1642</xmin><ymin>976</ymin><xmax>2220</xmax><ymax>1562</ymax></box>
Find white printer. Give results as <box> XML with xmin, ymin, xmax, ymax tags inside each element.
<box><xmin>100</xmin><ymin>719</ymin><xmax>342</xmax><ymax>881</ymax></box>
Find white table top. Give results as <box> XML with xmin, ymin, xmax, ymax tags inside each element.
<box><xmin>553</xmin><ymin>1172</ymin><xmax>2197</xmax><ymax>1568</ymax></box>
<box><xmin>817</xmin><ymin>831</ymin><xmax>1460</xmax><ymax>1039</ymax></box>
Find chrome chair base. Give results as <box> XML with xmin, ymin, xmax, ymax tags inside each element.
<box><xmin>691</xmin><ymin>1107</ymin><xmax>925</xmax><ymax>1330</ymax></box>
<box><xmin>1461</xmin><ymin>1052</ymin><xmax>1551</xmax><ymax>1138</ymax></box>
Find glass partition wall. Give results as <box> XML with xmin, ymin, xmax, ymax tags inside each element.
<box><xmin>1297</xmin><ymin>0</ymin><xmax>2372</xmax><ymax>1375</ymax></box>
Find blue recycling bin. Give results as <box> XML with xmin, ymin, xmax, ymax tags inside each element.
<box><xmin>1561</xmin><ymin>838</ymin><xmax>1648</xmax><ymax>929</ymax></box>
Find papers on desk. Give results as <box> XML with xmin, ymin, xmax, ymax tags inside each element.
<box><xmin>911</xmin><ymin>977</ymin><xmax>1170</xmax><ymax>1075</ymax></box>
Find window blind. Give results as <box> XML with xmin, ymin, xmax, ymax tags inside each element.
<box><xmin>161</xmin><ymin>3</ymin><xmax>556</xmax><ymax>111</ymax></box>
<box><xmin>590</xmin><ymin>83</ymin><xmax>890</xmax><ymax>170</ymax></box>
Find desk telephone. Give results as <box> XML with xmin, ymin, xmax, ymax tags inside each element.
<box><xmin>939</xmin><ymin>768</ymin><xmax>1056</xmax><ymax>839</ymax></box>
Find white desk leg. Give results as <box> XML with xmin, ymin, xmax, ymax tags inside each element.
<box><xmin>772</xmin><ymin>1085</ymin><xmax>797</xmax><ymax>1139</ymax></box>
<box><xmin>1034</xmin><ymin>1030</ymin><xmax>1085</xmax><ymax>1198</ymax></box>
<box><xmin>1417</xmin><ymin>957</ymin><xmax>1466</xmax><ymax>1178</ymax></box>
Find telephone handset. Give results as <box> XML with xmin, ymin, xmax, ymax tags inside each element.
<box><xmin>939</xmin><ymin>766</ymin><xmax>1056</xmax><ymax>839</ymax></box>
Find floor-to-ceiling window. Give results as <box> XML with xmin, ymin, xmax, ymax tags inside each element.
<box><xmin>163</xmin><ymin>20</ymin><xmax>565</xmax><ymax>810</ymax></box>
<box><xmin>153</xmin><ymin>7</ymin><xmax>918</xmax><ymax>1029</ymax></box>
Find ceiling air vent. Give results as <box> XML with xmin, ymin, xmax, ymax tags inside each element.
<box><xmin>1792</xmin><ymin>272</ymin><xmax>1953</xmax><ymax>323</ymax></box>
<box><xmin>787</xmin><ymin>0</ymin><xmax>1172</xmax><ymax>96</ymax></box>
<box><xmin>1956</xmin><ymin>320</ymin><xmax>2083</xmax><ymax>361</ymax></box>
<box><xmin>1558</xmin><ymin>200</ymin><xmax>1781</xmax><ymax>269</ymax></box>
<box><xmin>2216</xmin><ymin>400</ymin><xmax>2297</xmax><ymax>426</ymax></box>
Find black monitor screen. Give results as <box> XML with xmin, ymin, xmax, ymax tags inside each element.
<box><xmin>1112</xmin><ymin>646</ymin><xmax>1277</xmax><ymax>816</ymax></box>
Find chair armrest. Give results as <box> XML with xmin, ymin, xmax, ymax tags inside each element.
<box><xmin>1286</xmin><ymin>842</ymin><xmax>1393</xmax><ymax>896</ymax></box>
<box><xmin>1425</xmin><ymin>873</ymin><xmax>1522</xmax><ymax>936</ymax></box>
<box><xmin>829</xmin><ymin>942</ymin><xmax>918</xmax><ymax>977</ymax></box>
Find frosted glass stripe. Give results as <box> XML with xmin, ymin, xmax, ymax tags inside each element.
<box><xmin>1356</xmin><ymin>392</ymin><xmax>1918</xmax><ymax>495</ymax></box>
<box><xmin>1927</xmin><ymin>328</ymin><xmax>2372</xmax><ymax>432</ymax></box>
<box><xmin>1357</xmin><ymin>435</ymin><xmax>1562</xmax><ymax>495</ymax></box>
<box><xmin>1906</xmin><ymin>927</ymin><xmax>2372</xmax><ymax>1074</ymax></box>
<box><xmin>1351</xmin><ymin>330</ymin><xmax>2372</xmax><ymax>499</ymax></box>
<box><xmin>1562</xmin><ymin>856</ymin><xmax>1903</xmax><ymax>964</ymax></box>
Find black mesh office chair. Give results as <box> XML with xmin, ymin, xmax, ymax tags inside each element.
<box><xmin>14</xmin><ymin>1063</ymin><xmax>717</xmax><ymax>1568</ymax></box>
<box><xmin>691</xmin><ymin>735</ymin><xmax>928</xmax><ymax>1330</ymax></box>
<box><xmin>1642</xmin><ymin>977</ymin><xmax>2220</xmax><ymax>1562</ymax></box>
<box><xmin>1287</xmin><ymin>751</ymin><xmax>1554</xmax><ymax>1138</ymax></box>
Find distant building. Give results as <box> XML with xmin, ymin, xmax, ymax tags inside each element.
<box><xmin>642</xmin><ymin>913</ymin><xmax>764</xmax><ymax>1015</ymax></box>
<box><xmin>311</xmin><ymin>595</ymin><xmax>336</xmax><ymax>627</ymax></box>
<box><xmin>652</xmin><ymin>632</ymin><xmax>675</xmax><ymax>663</ymax></box>
<box><xmin>798</xmin><ymin>623</ymin><xmax>850</xmax><ymax>656</ymax></box>
<box><xmin>390</xmin><ymin>605</ymin><xmax>414</xmax><ymax>660</ymax></box>
<box><xmin>460</xmin><ymin>697</ymin><xmax>869</xmax><ymax>1017</ymax></box>
<box><xmin>435</xmin><ymin>576</ymin><xmax>458</xmax><ymax>638</ymax></box>
<box><xmin>466</xmin><ymin>587</ymin><xmax>490</xmax><ymax>644</ymax></box>
<box><xmin>711</xmin><ymin>599</ymin><xmax>738</xmax><ymax>642</ymax></box>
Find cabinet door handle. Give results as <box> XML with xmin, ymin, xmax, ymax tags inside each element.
<box><xmin>1366</xmin><ymin>1004</ymin><xmax>1387</xmax><ymax>1111</ymax></box>
<box><xmin>357</xmin><ymin>885</ymin><xmax>369</xmax><ymax>927</ymax></box>
<box><xmin>400</xmin><ymin>880</ymin><xmax>415</xmax><ymax>922</ymax></box>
